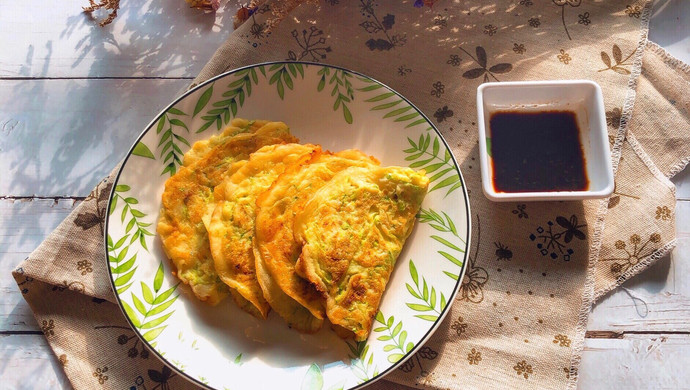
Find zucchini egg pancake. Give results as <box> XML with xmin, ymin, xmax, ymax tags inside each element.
<box><xmin>156</xmin><ymin>117</ymin><xmax>430</xmax><ymax>341</ymax></box>
<box><xmin>294</xmin><ymin>166</ymin><xmax>429</xmax><ymax>341</ymax></box>
<box><xmin>207</xmin><ymin>143</ymin><xmax>319</xmax><ymax>318</ymax></box>
<box><xmin>254</xmin><ymin>150</ymin><xmax>379</xmax><ymax>333</ymax></box>
<box><xmin>157</xmin><ymin>120</ymin><xmax>297</xmax><ymax>305</ymax></box>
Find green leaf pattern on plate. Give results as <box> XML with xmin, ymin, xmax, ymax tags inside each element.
<box><xmin>404</xmin><ymin>134</ymin><xmax>461</xmax><ymax>196</ymax></box>
<box><xmin>268</xmin><ymin>63</ymin><xmax>304</xmax><ymax>100</ymax></box>
<box><xmin>197</xmin><ymin>66</ymin><xmax>264</xmax><ymax>133</ymax></box>
<box><xmin>373</xmin><ymin>312</ymin><xmax>414</xmax><ymax>363</ymax></box>
<box><xmin>347</xmin><ymin>341</ymin><xmax>379</xmax><ymax>383</ymax></box>
<box><xmin>156</xmin><ymin>107</ymin><xmax>191</xmax><ymax>177</ymax></box>
<box><xmin>418</xmin><ymin>208</ymin><xmax>467</xmax><ymax>280</ymax></box>
<box><xmin>107</xmin><ymin>233</ymin><xmax>138</xmax><ymax>294</ymax></box>
<box><xmin>108</xmin><ymin>184</ymin><xmax>154</xmax><ymax>251</ymax></box>
<box><xmin>120</xmin><ymin>261</ymin><xmax>178</xmax><ymax>343</ymax></box>
<box><xmin>317</xmin><ymin>67</ymin><xmax>354</xmax><ymax>124</ymax></box>
<box><xmin>301</xmin><ymin>364</ymin><xmax>324</xmax><ymax>390</ymax></box>
<box><xmin>357</xmin><ymin>78</ymin><xmax>432</xmax><ymax>130</ymax></box>
<box><xmin>405</xmin><ymin>260</ymin><xmax>447</xmax><ymax>322</ymax></box>
<box><xmin>132</xmin><ymin>141</ymin><xmax>155</xmax><ymax>159</ymax></box>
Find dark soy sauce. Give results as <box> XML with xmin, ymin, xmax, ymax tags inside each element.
<box><xmin>488</xmin><ymin>110</ymin><xmax>589</xmax><ymax>193</ymax></box>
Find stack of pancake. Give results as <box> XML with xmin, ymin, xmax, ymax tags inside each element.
<box><xmin>157</xmin><ymin>119</ymin><xmax>429</xmax><ymax>341</ymax></box>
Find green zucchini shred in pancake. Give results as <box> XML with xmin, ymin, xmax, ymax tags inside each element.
<box><xmin>294</xmin><ymin>166</ymin><xmax>429</xmax><ymax>341</ymax></box>
<box><xmin>156</xmin><ymin>120</ymin><xmax>297</xmax><ymax>305</ymax></box>
<box><xmin>253</xmin><ymin>150</ymin><xmax>379</xmax><ymax>332</ymax></box>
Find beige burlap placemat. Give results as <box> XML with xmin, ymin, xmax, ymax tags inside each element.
<box><xmin>13</xmin><ymin>1</ymin><xmax>690</xmax><ymax>389</ymax></box>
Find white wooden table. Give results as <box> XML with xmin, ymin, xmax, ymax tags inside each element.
<box><xmin>1</xmin><ymin>1</ymin><xmax>688</xmax><ymax>388</ymax></box>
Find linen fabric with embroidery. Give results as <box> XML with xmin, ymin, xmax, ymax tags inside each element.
<box><xmin>13</xmin><ymin>1</ymin><xmax>690</xmax><ymax>389</ymax></box>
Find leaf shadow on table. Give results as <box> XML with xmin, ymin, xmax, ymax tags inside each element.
<box><xmin>1</xmin><ymin>0</ymin><xmax>241</xmax><ymax>197</ymax></box>
<box><xmin>63</xmin><ymin>0</ymin><xmax>239</xmax><ymax>78</ymax></box>
<box><xmin>0</xmin><ymin>0</ymin><xmax>247</xmax><ymax>196</ymax></box>
<box><xmin>3</xmin><ymin>77</ymin><xmax>187</xmax><ymax>196</ymax></box>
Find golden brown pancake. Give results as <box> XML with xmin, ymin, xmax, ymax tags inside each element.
<box><xmin>207</xmin><ymin>143</ymin><xmax>319</xmax><ymax>318</ymax></box>
<box><xmin>182</xmin><ymin>119</ymin><xmax>268</xmax><ymax>166</ymax></box>
<box><xmin>157</xmin><ymin>121</ymin><xmax>297</xmax><ymax>305</ymax></box>
<box><xmin>293</xmin><ymin>166</ymin><xmax>429</xmax><ymax>341</ymax></box>
<box><xmin>253</xmin><ymin>150</ymin><xmax>379</xmax><ymax>332</ymax></box>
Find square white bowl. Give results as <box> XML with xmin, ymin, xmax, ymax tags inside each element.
<box><xmin>476</xmin><ymin>80</ymin><xmax>614</xmax><ymax>202</ymax></box>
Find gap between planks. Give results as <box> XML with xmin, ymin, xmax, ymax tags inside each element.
<box><xmin>585</xmin><ymin>330</ymin><xmax>690</xmax><ymax>339</ymax></box>
<box><xmin>0</xmin><ymin>76</ymin><xmax>194</xmax><ymax>81</ymax></box>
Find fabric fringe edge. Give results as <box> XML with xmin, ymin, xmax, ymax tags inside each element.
<box><xmin>668</xmin><ymin>156</ymin><xmax>690</xmax><ymax>181</ymax></box>
<box><xmin>644</xmin><ymin>41</ymin><xmax>690</xmax><ymax>180</ymax></box>
<box><xmin>646</xmin><ymin>40</ymin><xmax>690</xmax><ymax>74</ymax></box>
<box><xmin>625</xmin><ymin>131</ymin><xmax>677</xmax><ymax>193</ymax></box>
<box><xmin>565</xmin><ymin>2</ymin><xmax>653</xmax><ymax>389</ymax></box>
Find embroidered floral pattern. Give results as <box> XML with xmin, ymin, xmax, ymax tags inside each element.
<box><xmin>399</xmin><ymin>346</ymin><xmax>438</xmax><ymax>378</ymax></box>
<box><xmin>467</xmin><ymin>348</ymin><xmax>482</xmax><ymax>365</ymax></box>
<box><xmin>95</xmin><ymin>325</ymin><xmax>151</xmax><ymax>360</ymax></box>
<box><xmin>434</xmin><ymin>106</ymin><xmax>454</xmax><ymax>122</ymax></box>
<box><xmin>93</xmin><ymin>366</ymin><xmax>109</xmax><ymax>385</ymax></box>
<box><xmin>655</xmin><ymin>206</ymin><xmax>671</xmax><ymax>221</ymax></box>
<box><xmin>553</xmin><ymin>334</ymin><xmax>572</xmax><ymax>347</ymax></box>
<box><xmin>76</xmin><ymin>259</ymin><xmax>93</xmax><ymax>275</ymax></box>
<box><xmin>41</xmin><ymin>319</ymin><xmax>55</xmax><ymax>337</ymax></box>
<box><xmin>625</xmin><ymin>4</ymin><xmax>642</xmax><ymax>18</ymax></box>
<box><xmin>459</xmin><ymin>46</ymin><xmax>513</xmax><ymax>83</ymax></box>
<box><xmin>558</xmin><ymin>49</ymin><xmax>572</xmax><ymax>64</ymax></box>
<box><xmin>287</xmin><ymin>27</ymin><xmax>331</xmax><ymax>62</ymax></box>
<box><xmin>431</xmin><ymin>81</ymin><xmax>445</xmax><ymax>97</ymax></box>
<box><xmin>528</xmin><ymin>17</ymin><xmax>541</xmax><ymax>27</ymax></box>
<box><xmin>360</xmin><ymin>0</ymin><xmax>406</xmax><ymax>50</ymax></box>
<box><xmin>451</xmin><ymin>316</ymin><xmax>468</xmax><ymax>336</ymax></box>
<box><xmin>578</xmin><ymin>12</ymin><xmax>591</xmax><ymax>25</ymax></box>
<box><xmin>484</xmin><ymin>24</ymin><xmax>497</xmax><ymax>36</ymax></box>
<box><xmin>459</xmin><ymin>215</ymin><xmax>488</xmax><ymax>303</ymax></box>
<box><xmin>241</xmin><ymin>4</ymin><xmax>271</xmax><ymax>48</ymax></box>
<box><xmin>599</xmin><ymin>44</ymin><xmax>634</xmax><ymax>74</ymax></box>
<box><xmin>447</xmin><ymin>54</ymin><xmax>461</xmax><ymax>66</ymax></box>
<box><xmin>397</xmin><ymin>65</ymin><xmax>412</xmax><ymax>76</ymax></box>
<box><xmin>512</xmin><ymin>204</ymin><xmax>528</xmax><ymax>219</ymax></box>
<box><xmin>514</xmin><ymin>360</ymin><xmax>533</xmax><ymax>379</ymax></box>
<box><xmin>603</xmin><ymin>233</ymin><xmax>662</xmax><ymax>275</ymax></box>
<box><xmin>530</xmin><ymin>215</ymin><xmax>586</xmax><ymax>261</ymax></box>
<box><xmin>513</xmin><ymin>43</ymin><xmax>526</xmax><ymax>54</ymax></box>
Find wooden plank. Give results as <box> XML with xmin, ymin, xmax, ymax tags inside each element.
<box><xmin>0</xmin><ymin>334</ymin><xmax>72</xmax><ymax>389</ymax></box>
<box><xmin>578</xmin><ymin>334</ymin><xmax>690</xmax><ymax>390</ymax></box>
<box><xmin>0</xmin><ymin>0</ymin><xmax>240</xmax><ymax>78</ymax></box>
<box><xmin>588</xmin><ymin>201</ymin><xmax>690</xmax><ymax>332</ymax></box>
<box><xmin>0</xmin><ymin>78</ymin><xmax>188</xmax><ymax>197</ymax></box>
<box><xmin>673</xmin><ymin>166</ymin><xmax>690</xmax><ymax>200</ymax></box>
<box><xmin>649</xmin><ymin>0</ymin><xmax>690</xmax><ymax>65</ymax></box>
<box><xmin>0</xmin><ymin>199</ymin><xmax>80</xmax><ymax>333</ymax></box>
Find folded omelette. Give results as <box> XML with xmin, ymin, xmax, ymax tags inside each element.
<box><xmin>293</xmin><ymin>166</ymin><xmax>429</xmax><ymax>341</ymax></box>
<box><xmin>157</xmin><ymin>120</ymin><xmax>297</xmax><ymax>305</ymax></box>
<box><xmin>207</xmin><ymin>143</ymin><xmax>319</xmax><ymax>318</ymax></box>
<box><xmin>253</xmin><ymin>150</ymin><xmax>380</xmax><ymax>333</ymax></box>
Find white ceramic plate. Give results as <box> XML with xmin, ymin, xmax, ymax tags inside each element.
<box><xmin>106</xmin><ymin>62</ymin><xmax>470</xmax><ymax>390</ymax></box>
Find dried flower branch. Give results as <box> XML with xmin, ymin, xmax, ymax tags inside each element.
<box><xmin>83</xmin><ymin>0</ymin><xmax>120</xmax><ymax>27</ymax></box>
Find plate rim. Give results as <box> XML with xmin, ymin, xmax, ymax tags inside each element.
<box><xmin>104</xmin><ymin>60</ymin><xmax>472</xmax><ymax>390</ymax></box>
